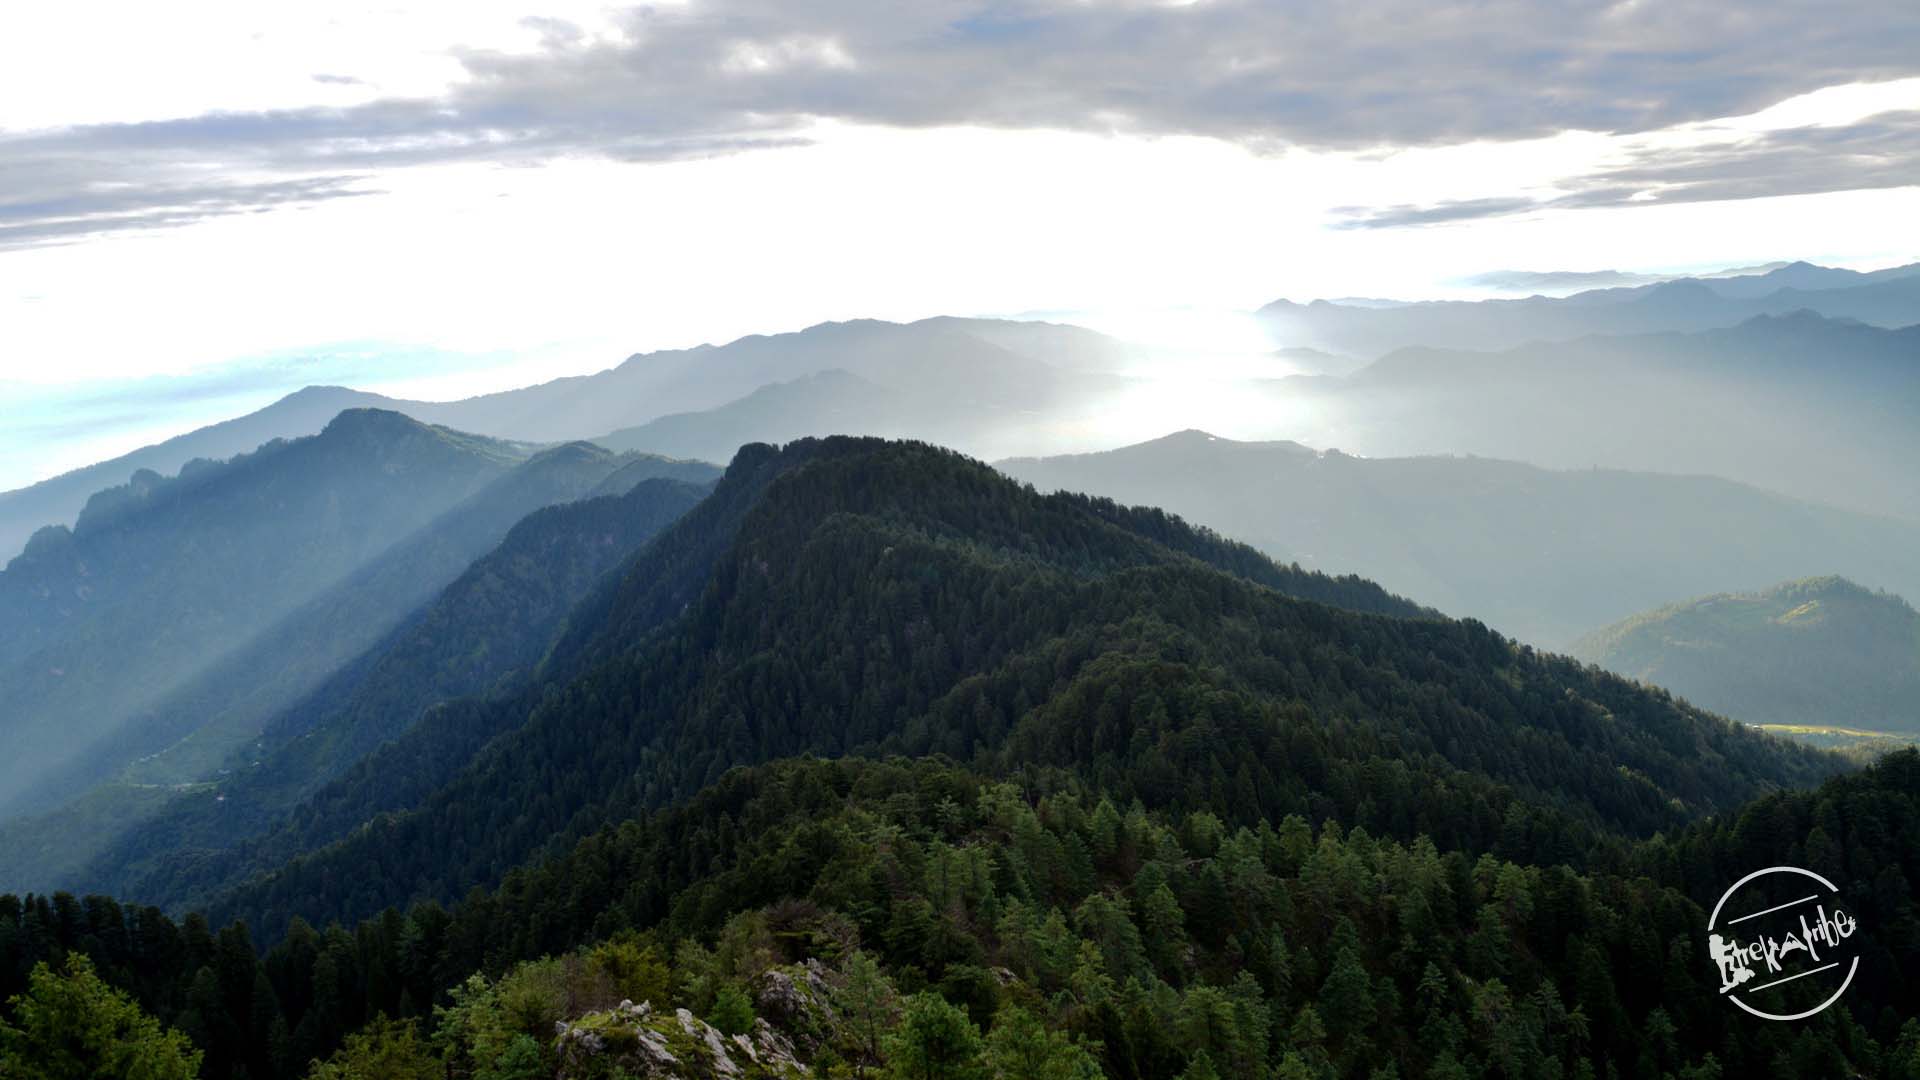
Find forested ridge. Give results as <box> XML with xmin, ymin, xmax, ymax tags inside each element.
<box><xmin>202</xmin><ymin>439</ymin><xmax>1827</xmax><ymax>935</ymax></box>
<box><xmin>0</xmin><ymin>436</ymin><xmax>1899</xmax><ymax>1080</ymax></box>
<box><xmin>1573</xmin><ymin>575</ymin><xmax>1920</xmax><ymax>734</ymax></box>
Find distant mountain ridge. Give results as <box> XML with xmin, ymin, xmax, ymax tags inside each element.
<box><xmin>0</xmin><ymin>317</ymin><xmax>1134</xmax><ymax>561</ymax></box>
<box><xmin>1258</xmin><ymin>259</ymin><xmax>1920</xmax><ymax>356</ymax></box>
<box><xmin>6</xmin><ymin>275</ymin><xmax>1914</xmax><ymax>560</ymax></box>
<box><xmin>997</xmin><ymin>429</ymin><xmax>1920</xmax><ymax>648</ymax></box>
<box><xmin>1263</xmin><ymin>311</ymin><xmax>1920</xmax><ymax>522</ymax></box>
<box><xmin>1571</xmin><ymin>576</ymin><xmax>1920</xmax><ymax>734</ymax></box>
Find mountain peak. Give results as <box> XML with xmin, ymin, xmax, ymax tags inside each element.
<box><xmin>1157</xmin><ymin>428</ymin><xmax>1230</xmax><ymax>444</ymax></box>
<box><xmin>320</xmin><ymin>407</ymin><xmax>428</xmax><ymax>437</ymax></box>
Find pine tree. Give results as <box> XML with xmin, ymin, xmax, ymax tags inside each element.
<box><xmin>982</xmin><ymin>1007</ymin><xmax>1101</xmax><ymax>1080</ymax></box>
<box><xmin>0</xmin><ymin>954</ymin><xmax>201</xmax><ymax>1080</ymax></box>
<box><xmin>884</xmin><ymin>992</ymin><xmax>985</xmax><ymax>1080</ymax></box>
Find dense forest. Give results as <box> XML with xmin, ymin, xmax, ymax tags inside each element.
<box><xmin>4</xmin><ymin>749</ymin><xmax>1916</xmax><ymax>1078</ymax></box>
<box><xmin>0</xmin><ymin>437</ymin><xmax>1907</xmax><ymax>1078</ymax></box>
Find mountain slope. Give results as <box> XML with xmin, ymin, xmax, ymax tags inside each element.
<box><xmin>997</xmin><ymin>430</ymin><xmax>1920</xmax><ymax>647</ymax></box>
<box><xmin>0</xmin><ymin>410</ymin><xmax>538</xmax><ymax>817</ymax></box>
<box><xmin>65</xmin><ymin>473</ymin><xmax>714</xmax><ymax>902</ymax></box>
<box><xmin>176</xmin><ymin>438</ymin><xmax>1834</xmax><ymax>939</ymax></box>
<box><xmin>1571</xmin><ymin>576</ymin><xmax>1920</xmax><ymax>734</ymax></box>
<box><xmin>8</xmin><ymin>742</ymin><xmax>1913</xmax><ymax>1080</ymax></box>
<box><xmin>595</xmin><ymin>369</ymin><xmax>903</xmax><ymax>463</ymax></box>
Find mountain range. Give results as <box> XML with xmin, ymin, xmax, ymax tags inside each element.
<box><xmin>6</xmin><ymin>263</ymin><xmax>1915</xmax><ymax>566</ymax></box>
<box><xmin>121</xmin><ymin>436</ymin><xmax>1834</xmax><ymax>938</ymax></box>
<box><xmin>0</xmin><ymin>318</ymin><xmax>1134</xmax><ymax>561</ymax></box>
<box><xmin>2</xmin><ymin>261</ymin><xmax>1918</xmax><ymax>1078</ymax></box>
<box><xmin>1266</xmin><ymin>311</ymin><xmax>1920</xmax><ymax>521</ymax></box>
<box><xmin>0</xmin><ymin>410</ymin><xmax>715</xmax><ymax>841</ymax></box>
<box><xmin>10</xmin><ymin>432</ymin><xmax>1906</xmax><ymax>1080</ymax></box>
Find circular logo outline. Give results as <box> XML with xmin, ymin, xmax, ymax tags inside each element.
<box><xmin>1707</xmin><ymin>865</ymin><xmax>1858</xmax><ymax>1021</ymax></box>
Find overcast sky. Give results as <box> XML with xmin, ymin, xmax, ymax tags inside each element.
<box><xmin>2</xmin><ymin>0</ymin><xmax>1918</xmax><ymax>489</ymax></box>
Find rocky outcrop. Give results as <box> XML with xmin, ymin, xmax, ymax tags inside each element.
<box><xmin>752</xmin><ymin>960</ymin><xmax>840</xmax><ymax>1053</ymax></box>
<box><xmin>554</xmin><ymin>998</ymin><xmax>809</xmax><ymax>1079</ymax></box>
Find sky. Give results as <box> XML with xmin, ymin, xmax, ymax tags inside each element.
<box><xmin>2</xmin><ymin>0</ymin><xmax>1918</xmax><ymax>490</ymax></box>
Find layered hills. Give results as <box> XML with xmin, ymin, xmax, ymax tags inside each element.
<box><xmin>0</xmin><ymin>412</ymin><xmax>715</xmax><ymax>886</ymax></box>
<box><xmin>1258</xmin><ymin>260</ymin><xmax>1920</xmax><ymax>357</ymax></box>
<box><xmin>997</xmin><ymin>430</ymin><xmax>1920</xmax><ymax>648</ymax></box>
<box><xmin>120</xmin><ymin>436</ymin><xmax>1835</xmax><ymax>940</ymax></box>
<box><xmin>1266</xmin><ymin>312</ymin><xmax>1920</xmax><ymax>521</ymax></box>
<box><xmin>0</xmin><ymin>318</ymin><xmax>1133</xmax><ymax>560</ymax></box>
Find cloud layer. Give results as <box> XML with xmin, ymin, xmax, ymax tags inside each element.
<box><xmin>1335</xmin><ymin>110</ymin><xmax>1920</xmax><ymax>228</ymax></box>
<box><xmin>4</xmin><ymin>0</ymin><xmax>1919</xmax><ymax>245</ymax></box>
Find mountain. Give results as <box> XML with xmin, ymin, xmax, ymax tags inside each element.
<box><xmin>129</xmin><ymin>437</ymin><xmax>1837</xmax><ymax>943</ymax></box>
<box><xmin>1262</xmin><ymin>312</ymin><xmax>1920</xmax><ymax>522</ymax></box>
<box><xmin>596</xmin><ymin>369</ymin><xmax>901</xmax><ymax>463</ymax></box>
<box><xmin>0</xmin><ymin>386</ymin><xmax>404</xmax><ymax>564</ymax></box>
<box><xmin>0</xmin><ymin>410</ymin><xmax>541</xmax><ymax>819</ymax></box>
<box><xmin>593</xmin><ymin>323</ymin><xmax>1129</xmax><ymax>464</ymax></box>
<box><xmin>407</xmin><ymin>316</ymin><xmax>1137</xmax><ymax>448</ymax></box>
<box><xmin>1571</xmin><ymin>576</ymin><xmax>1920</xmax><ymax>735</ymax></box>
<box><xmin>996</xmin><ymin>430</ymin><xmax>1920</xmax><ymax>648</ymax></box>
<box><xmin>1257</xmin><ymin>261</ymin><xmax>1920</xmax><ymax>357</ymax></box>
<box><xmin>4</xmin><ymin>436</ymin><xmax>1898</xmax><ymax>1080</ymax></box>
<box><xmin>1702</xmin><ymin>259</ymin><xmax>1920</xmax><ymax>299</ymax></box>
<box><xmin>0</xmin><ymin>318</ymin><xmax>1134</xmax><ymax>561</ymax></box>
<box><xmin>48</xmin><ymin>472</ymin><xmax>713</xmax><ymax>902</ymax></box>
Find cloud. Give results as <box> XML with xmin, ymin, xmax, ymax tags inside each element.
<box><xmin>0</xmin><ymin>174</ymin><xmax>374</xmax><ymax>250</ymax></box>
<box><xmin>3</xmin><ymin>0</ymin><xmax>1919</xmax><ymax>247</ymax></box>
<box><xmin>1577</xmin><ymin>109</ymin><xmax>1920</xmax><ymax>204</ymax></box>
<box><xmin>425</xmin><ymin>1</ymin><xmax>1920</xmax><ymax>148</ymax></box>
<box><xmin>1331</xmin><ymin>197</ymin><xmax>1540</xmax><ymax>230</ymax></box>
<box><xmin>1334</xmin><ymin>109</ymin><xmax>1920</xmax><ymax>227</ymax></box>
